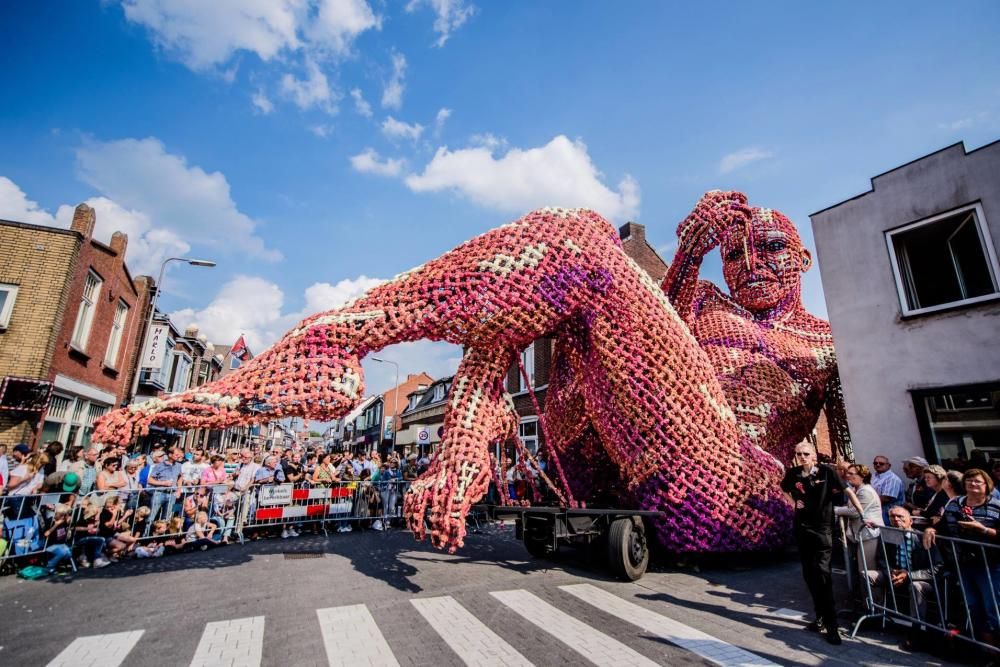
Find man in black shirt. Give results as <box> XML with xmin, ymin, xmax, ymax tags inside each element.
<box><xmin>780</xmin><ymin>442</ymin><xmax>844</xmax><ymax>645</ymax></box>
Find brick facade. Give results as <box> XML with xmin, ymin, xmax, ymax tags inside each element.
<box><xmin>0</xmin><ymin>220</ymin><xmax>81</xmax><ymax>447</ymax></box>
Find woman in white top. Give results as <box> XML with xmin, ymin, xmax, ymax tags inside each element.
<box><xmin>836</xmin><ymin>463</ymin><xmax>885</xmax><ymax>573</ymax></box>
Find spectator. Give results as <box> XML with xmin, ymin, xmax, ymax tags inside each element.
<box><xmin>380</xmin><ymin>459</ymin><xmax>401</xmax><ymax>526</ymax></box>
<box><xmin>835</xmin><ymin>463</ymin><xmax>884</xmax><ymax>572</ymax></box>
<box><xmin>351</xmin><ymin>452</ymin><xmax>365</xmax><ymax>477</ymax></box>
<box><xmin>99</xmin><ymin>495</ymin><xmax>136</xmax><ymax>560</ymax></box>
<box><xmin>42</xmin><ymin>441</ymin><xmax>64</xmax><ymax>476</ymax></box>
<box><xmin>121</xmin><ymin>459</ymin><xmax>142</xmax><ymax>507</ymax></box>
<box><xmin>95</xmin><ymin>457</ymin><xmax>127</xmax><ymax>494</ymax></box>
<box><xmin>257</xmin><ymin>456</ymin><xmax>296</xmax><ymax>538</ymax></box>
<box><xmin>402</xmin><ymin>455</ymin><xmax>419</xmax><ymax>481</ymax></box>
<box><xmin>73</xmin><ymin>504</ymin><xmax>111</xmax><ymax>568</ymax></box>
<box><xmin>162</xmin><ymin>517</ymin><xmax>187</xmax><ymax>555</ymax></box>
<box><xmin>311</xmin><ymin>453</ymin><xmax>340</xmax><ymax>487</ymax></box>
<box><xmin>58</xmin><ymin>446</ymin><xmax>82</xmax><ymax>474</ymax></box>
<box><xmin>201</xmin><ymin>455</ymin><xmax>231</xmax><ymax>486</ymax></box>
<box><xmin>223</xmin><ymin>450</ymin><xmax>240</xmax><ymax>478</ymax></box>
<box><xmin>135</xmin><ymin>520</ymin><xmax>167</xmax><ymax>558</ymax></box>
<box><xmin>78</xmin><ymin>447</ymin><xmax>101</xmax><ymax>496</ymax></box>
<box><xmin>139</xmin><ymin>451</ymin><xmax>164</xmax><ymax>488</ymax></box>
<box><xmin>284</xmin><ymin>452</ymin><xmax>304</xmax><ymax>487</ymax></box>
<box><xmin>916</xmin><ymin>465</ymin><xmax>950</xmax><ymax>522</ymax></box>
<box><xmin>43</xmin><ymin>503</ymin><xmax>75</xmax><ymax>574</ymax></box>
<box><xmin>233</xmin><ymin>449</ymin><xmax>260</xmax><ymax>493</ymax></box>
<box><xmin>181</xmin><ymin>493</ymin><xmax>200</xmax><ymax>530</ymax></box>
<box><xmin>6</xmin><ymin>450</ymin><xmax>48</xmax><ymax>518</ymax></box>
<box><xmin>923</xmin><ymin>467</ymin><xmax>1000</xmax><ymax>648</ymax></box>
<box><xmin>902</xmin><ymin>456</ymin><xmax>932</xmax><ymax>510</ymax></box>
<box><xmin>42</xmin><ymin>470</ymin><xmax>80</xmax><ymax>496</ymax></box>
<box><xmin>131</xmin><ymin>506</ymin><xmax>151</xmax><ymax>539</ymax></box>
<box><xmin>147</xmin><ymin>447</ymin><xmax>184</xmax><ymax>526</ymax></box>
<box><xmin>180</xmin><ymin>450</ymin><xmax>208</xmax><ymax>487</ymax></box>
<box><xmin>185</xmin><ymin>510</ymin><xmax>217</xmax><ymax>550</ymax></box>
<box><xmin>868</xmin><ymin>506</ymin><xmax>942</xmax><ymax>652</ymax></box>
<box><xmin>417</xmin><ymin>451</ymin><xmax>431</xmax><ymax>474</ymax></box>
<box><xmin>871</xmin><ymin>455</ymin><xmax>905</xmax><ymax>523</ymax></box>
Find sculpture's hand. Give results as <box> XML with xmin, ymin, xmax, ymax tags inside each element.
<box><xmin>677</xmin><ymin>190</ymin><xmax>751</xmax><ymax>257</ymax></box>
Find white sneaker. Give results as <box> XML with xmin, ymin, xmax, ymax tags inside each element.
<box><xmin>336</xmin><ymin>525</ymin><xmax>346</xmax><ymax>533</ymax></box>
<box><xmin>77</xmin><ymin>557</ymin><xmax>90</xmax><ymax>569</ymax></box>
<box><xmin>288</xmin><ymin>527</ymin><xmax>300</xmax><ymax>537</ymax></box>
<box><xmin>93</xmin><ymin>558</ymin><xmax>111</xmax><ymax>568</ymax></box>
<box><xmin>281</xmin><ymin>528</ymin><xmax>290</xmax><ymax>539</ymax></box>
<box><xmin>372</xmin><ymin>520</ymin><xmax>384</xmax><ymax>531</ymax></box>
<box><xmin>343</xmin><ymin>524</ymin><xmax>352</xmax><ymax>532</ymax></box>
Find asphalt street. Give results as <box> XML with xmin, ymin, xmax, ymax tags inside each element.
<box><xmin>0</xmin><ymin>522</ymin><xmax>958</xmax><ymax>666</ymax></box>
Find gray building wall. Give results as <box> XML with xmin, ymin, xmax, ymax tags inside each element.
<box><xmin>810</xmin><ymin>141</ymin><xmax>1000</xmax><ymax>467</ymax></box>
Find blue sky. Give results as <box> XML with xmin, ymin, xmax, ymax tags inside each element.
<box><xmin>2</xmin><ymin>1</ymin><xmax>999</xmax><ymax>399</ymax></box>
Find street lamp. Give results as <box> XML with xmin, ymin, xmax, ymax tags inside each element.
<box><xmin>129</xmin><ymin>257</ymin><xmax>216</xmax><ymax>403</ymax></box>
<box><xmin>371</xmin><ymin>356</ymin><xmax>399</xmax><ymax>457</ymax></box>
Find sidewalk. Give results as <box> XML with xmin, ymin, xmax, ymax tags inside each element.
<box><xmin>633</xmin><ymin>553</ymin><xmax>964</xmax><ymax>666</ymax></box>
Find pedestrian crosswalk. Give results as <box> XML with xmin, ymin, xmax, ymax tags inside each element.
<box><xmin>44</xmin><ymin>585</ymin><xmax>777</xmax><ymax>667</ymax></box>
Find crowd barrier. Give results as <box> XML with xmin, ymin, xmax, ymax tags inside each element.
<box><xmin>845</xmin><ymin>523</ymin><xmax>1000</xmax><ymax>654</ymax></box>
<box><xmin>0</xmin><ymin>480</ymin><xmax>413</xmax><ymax>570</ymax></box>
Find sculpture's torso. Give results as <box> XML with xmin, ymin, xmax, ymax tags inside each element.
<box><xmin>691</xmin><ymin>283</ymin><xmax>836</xmax><ymax>462</ymax></box>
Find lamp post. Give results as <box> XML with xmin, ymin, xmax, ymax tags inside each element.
<box><xmin>129</xmin><ymin>257</ymin><xmax>216</xmax><ymax>404</ymax></box>
<box><xmin>371</xmin><ymin>356</ymin><xmax>399</xmax><ymax>457</ymax></box>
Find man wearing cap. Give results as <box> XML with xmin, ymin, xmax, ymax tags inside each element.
<box><xmin>902</xmin><ymin>456</ymin><xmax>933</xmax><ymax>511</ymax></box>
<box><xmin>43</xmin><ymin>469</ymin><xmax>81</xmax><ymax>494</ymax></box>
<box><xmin>78</xmin><ymin>447</ymin><xmax>101</xmax><ymax>496</ymax></box>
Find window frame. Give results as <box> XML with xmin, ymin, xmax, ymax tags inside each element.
<box><xmin>0</xmin><ymin>283</ymin><xmax>18</xmax><ymax>329</ymax></box>
<box><xmin>103</xmin><ymin>299</ymin><xmax>129</xmax><ymax>368</ymax></box>
<box><xmin>518</xmin><ymin>342</ymin><xmax>535</xmax><ymax>392</ymax></box>
<box><xmin>885</xmin><ymin>202</ymin><xmax>1000</xmax><ymax>317</ymax></box>
<box><xmin>71</xmin><ymin>270</ymin><xmax>103</xmax><ymax>351</ymax></box>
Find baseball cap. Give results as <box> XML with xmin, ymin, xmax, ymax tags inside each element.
<box><xmin>13</xmin><ymin>443</ymin><xmax>30</xmax><ymax>456</ymax></box>
<box><xmin>62</xmin><ymin>472</ymin><xmax>81</xmax><ymax>492</ymax></box>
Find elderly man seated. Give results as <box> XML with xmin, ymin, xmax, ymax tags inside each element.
<box><xmin>866</xmin><ymin>506</ymin><xmax>943</xmax><ymax>651</ymax></box>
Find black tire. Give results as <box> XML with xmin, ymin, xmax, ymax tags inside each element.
<box><xmin>523</xmin><ymin>522</ymin><xmax>557</xmax><ymax>559</ymax></box>
<box><xmin>607</xmin><ymin>517</ymin><xmax>649</xmax><ymax>581</ymax></box>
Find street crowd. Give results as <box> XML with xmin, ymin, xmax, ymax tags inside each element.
<box><xmin>0</xmin><ymin>441</ymin><xmax>428</xmax><ymax>572</ymax></box>
<box><xmin>784</xmin><ymin>444</ymin><xmax>1000</xmax><ymax>661</ymax></box>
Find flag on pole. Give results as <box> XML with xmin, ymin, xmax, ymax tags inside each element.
<box><xmin>231</xmin><ymin>334</ymin><xmax>250</xmax><ymax>361</ymax></box>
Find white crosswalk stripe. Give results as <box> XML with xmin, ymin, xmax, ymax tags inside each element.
<box><xmin>316</xmin><ymin>603</ymin><xmax>400</xmax><ymax>666</ymax></box>
<box><xmin>43</xmin><ymin>586</ymin><xmax>780</xmax><ymax>667</ymax></box>
<box><xmin>562</xmin><ymin>583</ymin><xmax>778</xmax><ymax>667</ymax></box>
<box><xmin>46</xmin><ymin>630</ymin><xmax>144</xmax><ymax>667</ymax></box>
<box><xmin>412</xmin><ymin>595</ymin><xmax>534</xmax><ymax>667</ymax></box>
<box><xmin>491</xmin><ymin>589</ymin><xmax>659</xmax><ymax>667</ymax></box>
<box><xmin>190</xmin><ymin>616</ymin><xmax>265</xmax><ymax>667</ymax></box>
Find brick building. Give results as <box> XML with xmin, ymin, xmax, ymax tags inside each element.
<box><xmin>0</xmin><ymin>204</ymin><xmax>149</xmax><ymax>450</ymax></box>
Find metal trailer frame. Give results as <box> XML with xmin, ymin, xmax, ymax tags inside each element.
<box><xmin>473</xmin><ymin>504</ymin><xmax>662</xmax><ymax>581</ymax></box>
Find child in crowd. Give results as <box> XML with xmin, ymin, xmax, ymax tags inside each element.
<box><xmin>163</xmin><ymin>517</ymin><xmax>186</xmax><ymax>555</ymax></box>
<box><xmin>185</xmin><ymin>511</ymin><xmax>217</xmax><ymax>550</ymax></box>
<box><xmin>135</xmin><ymin>520</ymin><xmax>167</xmax><ymax>558</ymax></box>
<box><xmin>131</xmin><ymin>506</ymin><xmax>151</xmax><ymax>540</ymax></box>
<box><xmin>43</xmin><ymin>504</ymin><xmax>75</xmax><ymax>574</ymax></box>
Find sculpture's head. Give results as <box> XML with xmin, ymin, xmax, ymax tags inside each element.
<box><xmin>720</xmin><ymin>207</ymin><xmax>812</xmax><ymax>313</ymax></box>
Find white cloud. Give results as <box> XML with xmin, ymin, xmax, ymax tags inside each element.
<box><xmin>406</xmin><ymin>0</ymin><xmax>475</xmax><ymax>47</ymax></box>
<box><xmin>309</xmin><ymin>124</ymin><xmax>333</xmax><ymax>138</ymax></box>
<box><xmin>120</xmin><ymin>0</ymin><xmax>303</xmax><ymax>70</ymax></box>
<box><xmin>350</xmin><ymin>148</ymin><xmax>405</xmax><ymax>177</ymax></box>
<box><xmin>252</xmin><ymin>88</ymin><xmax>274</xmax><ymax>114</ymax></box>
<box><xmin>350</xmin><ymin>88</ymin><xmax>372</xmax><ymax>117</ymax></box>
<box><xmin>469</xmin><ymin>132</ymin><xmax>506</xmax><ymax>151</ymax></box>
<box><xmin>381</xmin><ymin>116</ymin><xmax>424</xmax><ymax>141</ymax></box>
<box><xmin>0</xmin><ymin>176</ymin><xmax>60</xmax><ymax>226</ymax></box>
<box><xmin>303</xmin><ymin>275</ymin><xmax>386</xmax><ymax>312</ymax></box>
<box><xmin>75</xmin><ymin>136</ymin><xmax>282</xmax><ymax>262</ymax></box>
<box><xmin>434</xmin><ymin>107</ymin><xmax>451</xmax><ymax>134</ymax></box>
<box><xmin>381</xmin><ymin>51</ymin><xmax>407</xmax><ymax>110</ymax></box>
<box><xmin>281</xmin><ymin>59</ymin><xmax>337</xmax><ymax>113</ymax></box>
<box><xmin>308</xmin><ymin>0</ymin><xmax>381</xmax><ymax>55</ymax></box>
<box><xmin>718</xmin><ymin>147</ymin><xmax>774</xmax><ymax>174</ymax></box>
<box><xmin>938</xmin><ymin>112</ymin><xmax>988</xmax><ymax>131</ymax></box>
<box><xmin>405</xmin><ymin>134</ymin><xmax>640</xmax><ymax>220</ymax></box>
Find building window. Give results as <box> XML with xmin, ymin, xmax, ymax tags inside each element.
<box><xmin>104</xmin><ymin>300</ymin><xmax>129</xmax><ymax>367</ymax></box>
<box><xmin>0</xmin><ymin>283</ymin><xmax>18</xmax><ymax>329</ymax></box>
<box><xmin>918</xmin><ymin>383</ymin><xmax>1000</xmax><ymax>464</ymax></box>
<box><xmin>230</xmin><ymin>357</ymin><xmax>242</xmax><ymax>370</ymax></box>
<box><xmin>519</xmin><ymin>343</ymin><xmax>535</xmax><ymax>392</ymax></box>
<box><xmin>887</xmin><ymin>203</ymin><xmax>1000</xmax><ymax>316</ymax></box>
<box><xmin>71</xmin><ymin>271</ymin><xmax>103</xmax><ymax>350</ymax></box>
<box><xmin>519</xmin><ymin>417</ymin><xmax>539</xmax><ymax>454</ymax></box>
<box><xmin>433</xmin><ymin>383</ymin><xmax>445</xmax><ymax>402</ymax></box>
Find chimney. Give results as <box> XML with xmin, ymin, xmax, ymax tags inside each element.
<box><xmin>110</xmin><ymin>231</ymin><xmax>128</xmax><ymax>258</ymax></box>
<box><xmin>70</xmin><ymin>203</ymin><xmax>96</xmax><ymax>238</ymax></box>
<box><xmin>618</xmin><ymin>222</ymin><xmax>645</xmax><ymax>243</ymax></box>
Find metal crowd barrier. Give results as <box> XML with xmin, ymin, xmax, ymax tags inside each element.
<box><xmin>1</xmin><ymin>479</ymin><xmax>414</xmax><ymax>571</ymax></box>
<box><xmin>239</xmin><ymin>480</ymin><xmax>411</xmax><ymax>538</ymax></box>
<box><xmin>849</xmin><ymin>523</ymin><xmax>1000</xmax><ymax>655</ymax></box>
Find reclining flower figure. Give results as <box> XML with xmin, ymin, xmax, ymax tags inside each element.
<box><xmin>94</xmin><ymin>191</ymin><xmax>851</xmax><ymax>554</ymax></box>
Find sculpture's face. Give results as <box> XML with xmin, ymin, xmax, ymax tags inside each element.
<box><xmin>721</xmin><ymin>207</ymin><xmax>811</xmax><ymax>312</ymax></box>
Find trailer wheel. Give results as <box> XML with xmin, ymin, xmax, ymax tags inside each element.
<box><xmin>607</xmin><ymin>517</ymin><xmax>648</xmax><ymax>581</ymax></box>
<box><xmin>523</xmin><ymin>521</ymin><xmax>557</xmax><ymax>559</ymax></box>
